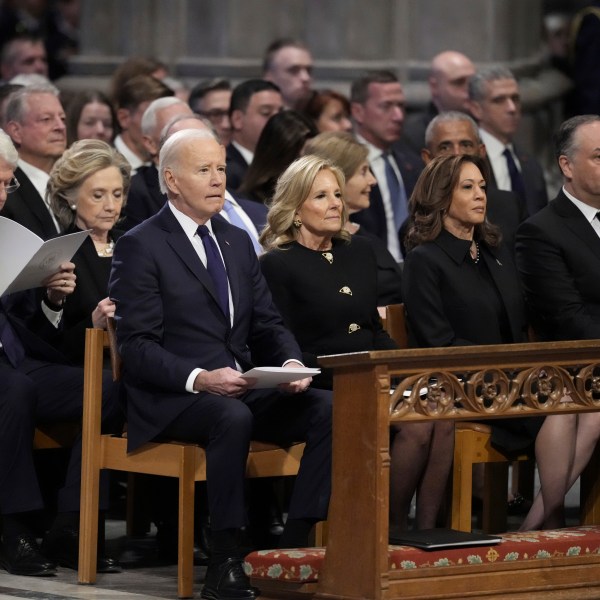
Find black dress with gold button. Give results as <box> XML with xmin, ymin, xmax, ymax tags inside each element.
<box><xmin>260</xmin><ymin>236</ymin><xmax>397</xmax><ymax>389</ymax></box>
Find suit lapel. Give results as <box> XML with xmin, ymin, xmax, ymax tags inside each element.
<box><xmin>15</xmin><ymin>168</ymin><xmax>58</xmax><ymax>236</ymax></box>
<box><xmin>554</xmin><ymin>191</ymin><xmax>600</xmax><ymax>256</ymax></box>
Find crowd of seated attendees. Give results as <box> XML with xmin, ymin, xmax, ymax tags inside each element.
<box><xmin>2</xmin><ymin>19</ymin><xmax>600</xmax><ymax>600</ymax></box>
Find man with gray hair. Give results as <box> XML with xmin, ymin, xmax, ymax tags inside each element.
<box><xmin>109</xmin><ymin>128</ymin><xmax>332</xmax><ymax>600</ymax></box>
<box><xmin>421</xmin><ymin>111</ymin><xmax>527</xmax><ymax>250</ymax></box>
<box><xmin>0</xmin><ymin>82</ymin><xmax>65</xmax><ymax>238</ymax></box>
<box><xmin>468</xmin><ymin>66</ymin><xmax>548</xmax><ymax>216</ymax></box>
<box><xmin>121</xmin><ymin>97</ymin><xmax>193</xmax><ymax>230</ymax></box>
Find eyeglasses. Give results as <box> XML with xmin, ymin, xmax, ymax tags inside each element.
<box><xmin>1</xmin><ymin>176</ymin><xmax>20</xmax><ymax>194</ymax></box>
<box><xmin>198</xmin><ymin>109</ymin><xmax>229</xmax><ymax>123</ymax></box>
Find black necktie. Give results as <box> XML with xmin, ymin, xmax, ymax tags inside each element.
<box><xmin>197</xmin><ymin>225</ymin><xmax>230</xmax><ymax>318</ymax></box>
<box><xmin>0</xmin><ymin>306</ymin><xmax>25</xmax><ymax>367</ymax></box>
<box><xmin>503</xmin><ymin>147</ymin><xmax>526</xmax><ymax>202</ymax></box>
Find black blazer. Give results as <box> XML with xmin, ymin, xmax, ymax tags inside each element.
<box><xmin>0</xmin><ymin>167</ymin><xmax>60</xmax><ymax>240</ymax></box>
<box><xmin>225</xmin><ymin>143</ymin><xmax>249</xmax><ymax>192</ymax></box>
<box><xmin>485</xmin><ymin>187</ymin><xmax>528</xmax><ymax>253</ymax></box>
<box><xmin>352</xmin><ymin>142</ymin><xmax>423</xmax><ymax>254</ymax></box>
<box><xmin>120</xmin><ymin>165</ymin><xmax>163</xmax><ymax>231</ymax></box>
<box><xmin>484</xmin><ymin>148</ymin><xmax>548</xmax><ymax>217</ymax></box>
<box><xmin>403</xmin><ymin>229</ymin><xmax>527</xmax><ymax>347</ymax></box>
<box><xmin>402</xmin><ymin>102</ymin><xmax>439</xmax><ymax>155</ymax></box>
<box><xmin>59</xmin><ymin>227</ymin><xmax>124</xmax><ymax>363</ymax></box>
<box><xmin>516</xmin><ymin>190</ymin><xmax>600</xmax><ymax>341</ymax></box>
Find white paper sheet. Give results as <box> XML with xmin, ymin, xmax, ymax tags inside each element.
<box><xmin>241</xmin><ymin>366</ymin><xmax>321</xmax><ymax>389</ymax></box>
<box><xmin>0</xmin><ymin>217</ymin><xmax>90</xmax><ymax>296</ymax></box>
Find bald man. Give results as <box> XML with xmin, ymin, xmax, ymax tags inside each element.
<box><xmin>402</xmin><ymin>50</ymin><xmax>475</xmax><ymax>153</ymax></box>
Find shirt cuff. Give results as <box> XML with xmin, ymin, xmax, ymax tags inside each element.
<box><xmin>186</xmin><ymin>368</ymin><xmax>204</xmax><ymax>393</ymax></box>
<box><xmin>282</xmin><ymin>359</ymin><xmax>304</xmax><ymax>368</ymax></box>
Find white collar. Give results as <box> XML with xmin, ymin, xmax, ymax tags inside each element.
<box><xmin>231</xmin><ymin>140</ymin><xmax>254</xmax><ymax>165</ymax></box>
<box><xmin>563</xmin><ymin>186</ymin><xmax>600</xmax><ymax>224</ymax></box>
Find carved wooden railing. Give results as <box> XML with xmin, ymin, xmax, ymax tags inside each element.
<box><xmin>315</xmin><ymin>340</ymin><xmax>600</xmax><ymax>600</ymax></box>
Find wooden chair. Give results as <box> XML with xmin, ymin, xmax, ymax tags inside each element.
<box><xmin>383</xmin><ymin>304</ymin><xmax>534</xmax><ymax>533</ymax></box>
<box><xmin>78</xmin><ymin>320</ymin><xmax>307</xmax><ymax>598</ymax></box>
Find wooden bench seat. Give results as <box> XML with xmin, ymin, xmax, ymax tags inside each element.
<box><xmin>243</xmin><ymin>340</ymin><xmax>600</xmax><ymax>600</ymax></box>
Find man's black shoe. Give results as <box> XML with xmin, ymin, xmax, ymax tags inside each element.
<box><xmin>0</xmin><ymin>534</ymin><xmax>57</xmax><ymax>576</ymax></box>
<box><xmin>42</xmin><ymin>526</ymin><xmax>121</xmax><ymax>573</ymax></box>
<box><xmin>201</xmin><ymin>557</ymin><xmax>259</xmax><ymax>600</ymax></box>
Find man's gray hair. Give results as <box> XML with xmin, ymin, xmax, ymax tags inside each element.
<box><xmin>0</xmin><ymin>128</ymin><xmax>19</xmax><ymax>166</ymax></box>
<box><xmin>425</xmin><ymin>111</ymin><xmax>481</xmax><ymax>149</ymax></box>
<box><xmin>159</xmin><ymin>113</ymin><xmax>217</xmax><ymax>147</ymax></box>
<box><xmin>468</xmin><ymin>66</ymin><xmax>516</xmax><ymax>102</ymax></box>
<box><xmin>5</xmin><ymin>82</ymin><xmax>60</xmax><ymax>124</ymax></box>
<box><xmin>141</xmin><ymin>97</ymin><xmax>187</xmax><ymax>136</ymax></box>
<box><xmin>158</xmin><ymin>128</ymin><xmax>216</xmax><ymax>195</ymax></box>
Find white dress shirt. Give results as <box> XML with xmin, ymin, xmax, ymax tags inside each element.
<box><xmin>563</xmin><ymin>186</ymin><xmax>600</xmax><ymax>239</ymax></box>
<box><xmin>356</xmin><ymin>134</ymin><xmax>403</xmax><ymax>261</ymax></box>
<box><xmin>231</xmin><ymin>140</ymin><xmax>253</xmax><ymax>166</ymax></box>
<box><xmin>479</xmin><ymin>129</ymin><xmax>523</xmax><ymax>192</ymax></box>
<box><xmin>114</xmin><ymin>135</ymin><xmax>148</xmax><ymax>175</ymax></box>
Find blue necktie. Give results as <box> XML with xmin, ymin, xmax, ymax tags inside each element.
<box><xmin>503</xmin><ymin>147</ymin><xmax>526</xmax><ymax>202</ymax></box>
<box><xmin>382</xmin><ymin>152</ymin><xmax>408</xmax><ymax>231</ymax></box>
<box><xmin>197</xmin><ymin>225</ymin><xmax>230</xmax><ymax>319</ymax></box>
<box><xmin>223</xmin><ymin>199</ymin><xmax>262</xmax><ymax>255</ymax></box>
<box><xmin>0</xmin><ymin>306</ymin><xmax>25</xmax><ymax>367</ymax></box>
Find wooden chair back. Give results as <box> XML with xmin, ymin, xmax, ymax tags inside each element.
<box><xmin>78</xmin><ymin>322</ymin><xmax>306</xmax><ymax>598</ymax></box>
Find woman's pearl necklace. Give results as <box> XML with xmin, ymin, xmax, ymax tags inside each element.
<box><xmin>95</xmin><ymin>240</ymin><xmax>115</xmax><ymax>257</ymax></box>
<box><xmin>470</xmin><ymin>240</ymin><xmax>480</xmax><ymax>264</ymax></box>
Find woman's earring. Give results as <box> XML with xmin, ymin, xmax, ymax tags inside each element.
<box><xmin>293</xmin><ymin>217</ymin><xmax>302</xmax><ymax>228</ymax></box>
<box><xmin>70</xmin><ymin>204</ymin><xmax>76</xmax><ymax>210</ymax></box>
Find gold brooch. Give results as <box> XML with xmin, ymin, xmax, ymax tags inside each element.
<box><xmin>339</xmin><ymin>286</ymin><xmax>352</xmax><ymax>295</ymax></box>
<box><xmin>348</xmin><ymin>323</ymin><xmax>361</xmax><ymax>333</ymax></box>
<box><xmin>322</xmin><ymin>252</ymin><xmax>333</xmax><ymax>264</ymax></box>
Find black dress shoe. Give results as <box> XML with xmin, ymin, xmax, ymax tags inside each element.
<box><xmin>42</xmin><ymin>526</ymin><xmax>121</xmax><ymax>573</ymax></box>
<box><xmin>0</xmin><ymin>534</ymin><xmax>57</xmax><ymax>576</ymax></box>
<box><xmin>201</xmin><ymin>557</ymin><xmax>259</xmax><ymax>600</ymax></box>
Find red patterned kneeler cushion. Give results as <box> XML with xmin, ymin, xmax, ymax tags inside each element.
<box><xmin>244</xmin><ymin>526</ymin><xmax>600</xmax><ymax>583</ymax></box>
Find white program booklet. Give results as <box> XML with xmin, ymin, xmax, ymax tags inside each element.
<box><xmin>0</xmin><ymin>217</ymin><xmax>90</xmax><ymax>296</ymax></box>
<box><xmin>241</xmin><ymin>366</ymin><xmax>321</xmax><ymax>389</ymax></box>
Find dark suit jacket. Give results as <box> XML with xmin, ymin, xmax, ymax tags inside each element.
<box><xmin>516</xmin><ymin>190</ymin><xmax>600</xmax><ymax>341</ymax></box>
<box><xmin>352</xmin><ymin>142</ymin><xmax>423</xmax><ymax>254</ymax></box>
<box><xmin>120</xmin><ymin>165</ymin><xmax>163</xmax><ymax>231</ymax></box>
<box><xmin>59</xmin><ymin>228</ymin><xmax>123</xmax><ymax>364</ymax></box>
<box><xmin>485</xmin><ymin>188</ymin><xmax>527</xmax><ymax>253</ymax></box>
<box><xmin>402</xmin><ymin>228</ymin><xmax>527</xmax><ymax>347</ymax></box>
<box><xmin>108</xmin><ymin>204</ymin><xmax>302</xmax><ymax>450</ymax></box>
<box><xmin>226</xmin><ymin>143</ymin><xmax>249</xmax><ymax>192</ymax></box>
<box><xmin>0</xmin><ymin>167</ymin><xmax>60</xmax><ymax>240</ymax></box>
<box><xmin>485</xmin><ymin>148</ymin><xmax>548</xmax><ymax>217</ymax></box>
<box><xmin>402</xmin><ymin>102</ymin><xmax>439</xmax><ymax>155</ymax></box>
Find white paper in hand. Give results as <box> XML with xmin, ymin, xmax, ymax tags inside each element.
<box><xmin>241</xmin><ymin>366</ymin><xmax>320</xmax><ymax>389</ymax></box>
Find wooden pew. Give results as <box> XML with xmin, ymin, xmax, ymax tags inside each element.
<box><xmin>246</xmin><ymin>340</ymin><xmax>600</xmax><ymax>600</ymax></box>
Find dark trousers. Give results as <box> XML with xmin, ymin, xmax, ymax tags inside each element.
<box><xmin>160</xmin><ymin>387</ymin><xmax>332</xmax><ymax>531</ymax></box>
<box><xmin>0</xmin><ymin>354</ymin><xmax>121</xmax><ymax>516</ymax></box>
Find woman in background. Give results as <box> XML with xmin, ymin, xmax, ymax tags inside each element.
<box><xmin>237</xmin><ymin>110</ymin><xmax>317</xmax><ymax>204</ymax></box>
<box><xmin>48</xmin><ymin>139</ymin><xmax>130</xmax><ymax>363</ymax></box>
<box><xmin>303</xmin><ymin>89</ymin><xmax>352</xmax><ymax>133</ymax></box>
<box><xmin>304</xmin><ymin>131</ymin><xmax>403</xmax><ymax>307</ymax></box>
<box><xmin>65</xmin><ymin>90</ymin><xmax>116</xmax><ymax>146</ymax></box>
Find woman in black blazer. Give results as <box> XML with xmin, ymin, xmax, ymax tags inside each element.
<box><xmin>402</xmin><ymin>154</ymin><xmax>555</xmax><ymax>528</ymax></box>
<box><xmin>48</xmin><ymin>139</ymin><xmax>131</xmax><ymax>363</ymax></box>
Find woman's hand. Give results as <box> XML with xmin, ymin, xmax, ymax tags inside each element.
<box><xmin>44</xmin><ymin>262</ymin><xmax>76</xmax><ymax>307</ymax></box>
<box><xmin>91</xmin><ymin>297</ymin><xmax>116</xmax><ymax>329</ymax></box>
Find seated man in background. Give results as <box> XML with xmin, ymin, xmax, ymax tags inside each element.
<box><xmin>188</xmin><ymin>77</ymin><xmax>233</xmax><ymax>146</ymax></box>
<box><xmin>109</xmin><ymin>129</ymin><xmax>332</xmax><ymax>600</ymax></box>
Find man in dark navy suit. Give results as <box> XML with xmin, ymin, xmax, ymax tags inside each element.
<box><xmin>109</xmin><ymin>129</ymin><xmax>331</xmax><ymax>600</ymax></box>
<box><xmin>350</xmin><ymin>70</ymin><xmax>422</xmax><ymax>262</ymax></box>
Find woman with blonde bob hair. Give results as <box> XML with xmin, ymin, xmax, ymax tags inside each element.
<box><xmin>304</xmin><ymin>131</ymin><xmax>403</xmax><ymax>306</ymax></box>
<box><xmin>48</xmin><ymin>139</ymin><xmax>131</xmax><ymax>363</ymax></box>
<box><xmin>260</xmin><ymin>153</ymin><xmax>396</xmax><ymax>386</ymax></box>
